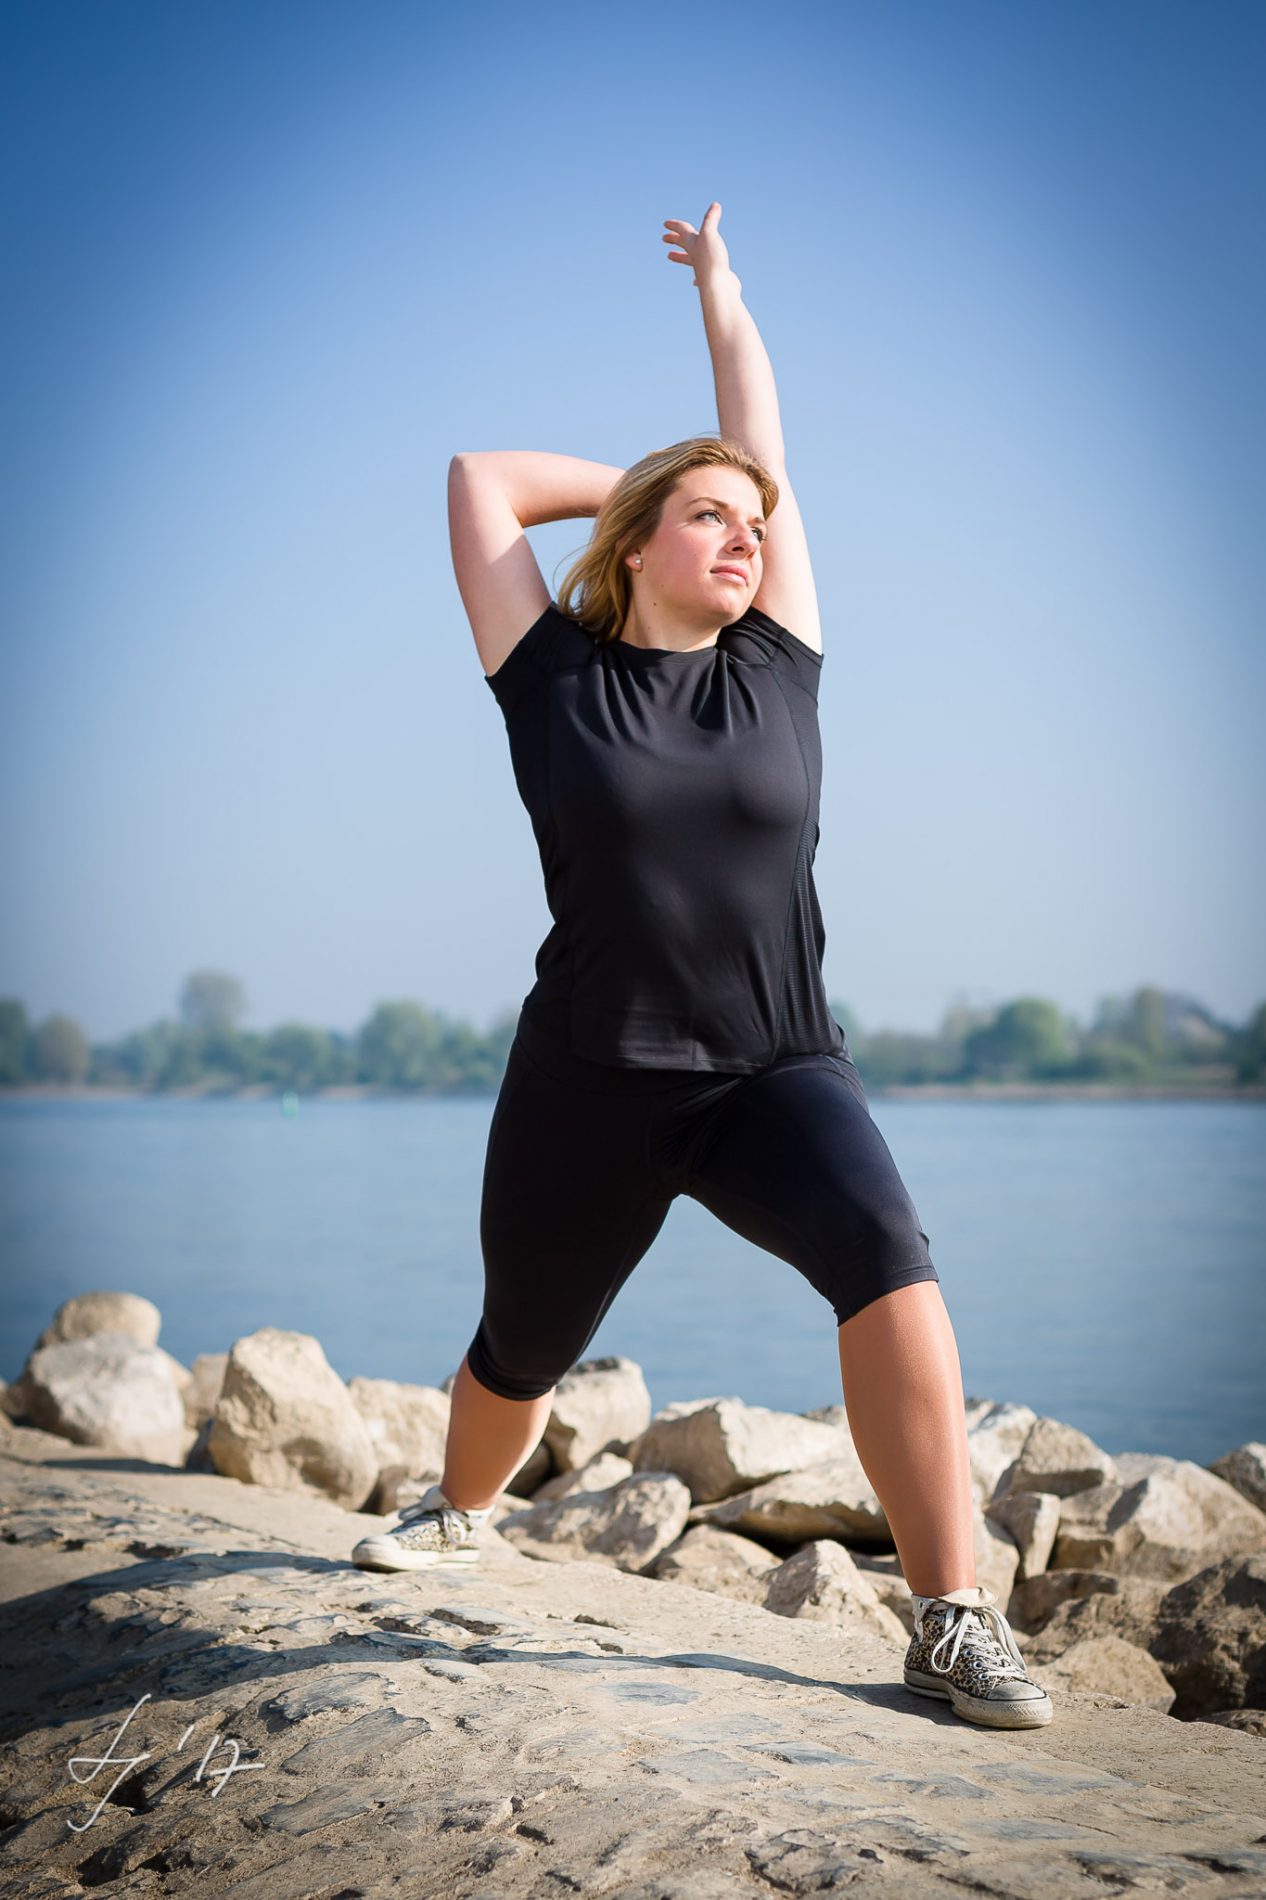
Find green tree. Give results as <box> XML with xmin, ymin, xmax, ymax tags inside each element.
<box><xmin>31</xmin><ymin>1013</ymin><xmax>91</xmax><ymax>1083</ymax></box>
<box><xmin>963</xmin><ymin>998</ymin><xmax>1071</xmax><ymax>1079</ymax></box>
<box><xmin>826</xmin><ymin>997</ymin><xmax>863</xmax><ymax>1050</ymax></box>
<box><xmin>1233</xmin><ymin>1001</ymin><xmax>1266</xmax><ymax>1084</ymax></box>
<box><xmin>179</xmin><ymin>970</ymin><xmax>247</xmax><ymax>1034</ymax></box>
<box><xmin>262</xmin><ymin>1023</ymin><xmax>336</xmax><ymax>1090</ymax></box>
<box><xmin>1125</xmin><ymin>984</ymin><xmax>1168</xmax><ymax>1062</ymax></box>
<box><xmin>0</xmin><ymin>999</ymin><xmax>30</xmax><ymax>1083</ymax></box>
<box><xmin>357</xmin><ymin>1001</ymin><xmax>444</xmax><ymax>1088</ymax></box>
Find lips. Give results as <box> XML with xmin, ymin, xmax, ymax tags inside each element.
<box><xmin>712</xmin><ymin>567</ymin><xmax>748</xmax><ymax>581</ymax></box>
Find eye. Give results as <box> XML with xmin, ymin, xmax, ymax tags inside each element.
<box><xmin>698</xmin><ymin>507</ymin><xmax>766</xmax><ymax>542</ymax></box>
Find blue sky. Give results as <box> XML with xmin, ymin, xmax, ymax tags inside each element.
<box><xmin>2</xmin><ymin>0</ymin><xmax>1262</xmax><ymax>1043</ymax></box>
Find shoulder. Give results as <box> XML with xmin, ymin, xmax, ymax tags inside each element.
<box><xmin>484</xmin><ymin>603</ymin><xmax>598</xmax><ymax>715</ymax></box>
<box><xmin>722</xmin><ymin>604</ymin><xmax>825</xmax><ymax>699</ymax></box>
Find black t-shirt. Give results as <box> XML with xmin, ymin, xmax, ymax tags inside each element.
<box><xmin>485</xmin><ymin>601</ymin><xmax>845</xmax><ymax>1073</ymax></box>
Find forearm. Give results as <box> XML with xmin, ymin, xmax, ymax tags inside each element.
<box><xmin>697</xmin><ymin>270</ymin><xmax>786</xmax><ymax>471</ymax></box>
<box><xmin>450</xmin><ymin>450</ymin><xmax>625</xmax><ymax>527</ymax></box>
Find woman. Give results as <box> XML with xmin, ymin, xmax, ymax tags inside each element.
<box><xmin>352</xmin><ymin>204</ymin><xmax>1053</xmax><ymax>1732</ymax></box>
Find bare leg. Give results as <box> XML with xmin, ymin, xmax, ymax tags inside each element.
<box><xmin>837</xmin><ymin>1280</ymin><xmax>977</xmax><ymax>1598</ymax></box>
<box><xmin>440</xmin><ymin>1354</ymin><xmax>557</xmax><ymax>1513</ymax></box>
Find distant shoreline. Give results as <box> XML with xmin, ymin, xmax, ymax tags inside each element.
<box><xmin>3</xmin><ymin>1079</ymin><xmax>1263</xmax><ymax>1104</ymax></box>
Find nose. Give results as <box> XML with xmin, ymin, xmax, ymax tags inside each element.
<box><xmin>729</xmin><ymin>528</ymin><xmax>759</xmax><ymax>557</ymax></box>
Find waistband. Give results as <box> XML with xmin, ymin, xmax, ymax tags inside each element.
<box><xmin>513</xmin><ymin>1010</ymin><xmax>738</xmax><ymax>1096</ymax></box>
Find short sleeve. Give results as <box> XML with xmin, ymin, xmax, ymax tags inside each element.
<box><xmin>484</xmin><ymin>603</ymin><xmax>595</xmax><ymax>720</ymax></box>
<box><xmin>724</xmin><ymin>604</ymin><xmax>824</xmax><ymax>703</ymax></box>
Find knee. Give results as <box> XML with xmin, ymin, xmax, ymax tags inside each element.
<box><xmin>467</xmin><ymin>1321</ymin><xmax>566</xmax><ymax>1403</ymax></box>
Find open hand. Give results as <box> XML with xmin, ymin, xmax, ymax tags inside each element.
<box><xmin>662</xmin><ymin>202</ymin><xmax>738</xmax><ymax>292</ymax></box>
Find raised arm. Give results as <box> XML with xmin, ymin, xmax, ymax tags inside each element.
<box><xmin>448</xmin><ymin>451</ymin><xmax>625</xmax><ymax>676</ymax></box>
<box><xmin>663</xmin><ymin>204</ymin><xmax>822</xmax><ymax>652</ymax></box>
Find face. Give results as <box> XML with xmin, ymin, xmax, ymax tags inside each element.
<box><xmin>626</xmin><ymin>467</ymin><xmax>766</xmax><ymax>617</ymax></box>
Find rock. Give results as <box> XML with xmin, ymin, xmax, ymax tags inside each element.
<box><xmin>974</xmin><ymin>1514</ymin><xmax>1024</xmax><ymax>1606</ymax></box>
<box><xmin>628</xmin><ymin>1396</ymin><xmax>849</xmax><ymax>1504</ymax></box>
<box><xmin>995</xmin><ymin>1416</ymin><xmax>1118</xmax><ymax>1501</ymax></box>
<box><xmin>1198</xmin><ymin>1708</ymin><xmax>1266</xmax><ymax>1736</ymax></box>
<box><xmin>1050</xmin><ymin>1458</ymin><xmax>1266</xmax><ymax>1582</ymax></box>
<box><xmin>208</xmin><ymin>1327</ymin><xmax>377</xmax><ymax>1509</ymax></box>
<box><xmin>542</xmin><ymin>1357</ymin><xmax>652</xmax><ymax>1471</ymax></box>
<box><xmin>34</xmin><ymin>1290</ymin><xmax>161</xmax><ymax>1352</ymax></box>
<box><xmin>1209</xmin><ymin>1441</ymin><xmax>1266</xmax><ymax>1516</ymax></box>
<box><xmin>648</xmin><ymin>1525</ymin><xmax>781</xmax><ymax>1604</ymax></box>
<box><xmin>1007</xmin><ymin>1570</ymin><xmax>1123</xmax><ymax>1635</ymax></box>
<box><xmin>18</xmin><ymin>1335</ymin><xmax>193</xmax><ymax>1465</ymax></box>
<box><xmin>1025</xmin><ymin>1578</ymin><xmax>1173</xmax><ymax>1666</ymax></box>
<box><xmin>688</xmin><ymin>1452</ymin><xmax>887</xmax><ymax>1548</ymax></box>
<box><xmin>984</xmin><ymin>1487</ymin><xmax>1061</xmax><ymax>1579</ymax></box>
<box><xmin>371</xmin><ymin>1464</ymin><xmax>444</xmax><ymax>1515</ymax></box>
<box><xmin>762</xmin><ymin>1540</ymin><xmax>908</xmax><ymax>1646</ymax></box>
<box><xmin>508</xmin><ymin>1441</ymin><xmax>552</xmax><ymax>1496</ymax></box>
<box><xmin>966</xmin><ymin>1400</ymin><xmax>1037</xmax><ymax>1506</ymax></box>
<box><xmin>531</xmin><ymin>1451</ymin><xmax>633</xmax><ymax>1503</ymax></box>
<box><xmin>495</xmin><ymin>1472</ymin><xmax>691</xmax><ymax>1574</ymax></box>
<box><xmin>1037</xmin><ymin>1634</ymin><xmax>1176</xmax><ymax>1713</ymax></box>
<box><xmin>347</xmin><ymin>1376</ymin><xmax>450</xmax><ymax>1474</ymax></box>
<box><xmin>182</xmin><ymin>1351</ymin><xmax>229</xmax><ymax>1429</ymax></box>
<box><xmin>850</xmin><ymin>1551</ymin><xmax>914</xmax><ymax>1631</ymax></box>
<box><xmin>800</xmin><ymin>1402</ymin><xmax>847</xmax><ymax>1426</ymax></box>
<box><xmin>1146</xmin><ymin>1554</ymin><xmax>1266</xmax><ymax>1718</ymax></box>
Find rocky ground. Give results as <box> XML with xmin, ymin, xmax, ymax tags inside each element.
<box><xmin>2</xmin><ymin>1291</ymin><xmax>1265</xmax><ymax>1897</ymax></box>
<box><xmin>2</xmin><ymin>1427</ymin><xmax>1266</xmax><ymax>1900</ymax></box>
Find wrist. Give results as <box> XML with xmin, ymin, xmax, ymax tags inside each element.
<box><xmin>698</xmin><ymin>265</ymin><xmax>743</xmax><ymax>305</ymax></box>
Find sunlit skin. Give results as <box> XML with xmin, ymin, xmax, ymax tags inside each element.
<box><xmin>617</xmin><ymin>464</ymin><xmax>768</xmax><ymax>653</ymax></box>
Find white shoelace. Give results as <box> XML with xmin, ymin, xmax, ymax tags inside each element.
<box><xmin>396</xmin><ymin>1497</ymin><xmax>470</xmax><ymax>1539</ymax></box>
<box><xmin>928</xmin><ymin>1601</ymin><xmax>1028</xmax><ymax>1682</ymax></box>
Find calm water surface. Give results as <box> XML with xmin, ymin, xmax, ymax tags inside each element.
<box><xmin>2</xmin><ymin>1094</ymin><xmax>1262</xmax><ymax>1466</ymax></box>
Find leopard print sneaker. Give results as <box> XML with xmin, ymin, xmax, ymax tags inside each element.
<box><xmin>904</xmin><ymin>1584</ymin><xmax>1053</xmax><ymax>1728</ymax></box>
<box><xmin>351</xmin><ymin>1483</ymin><xmax>487</xmax><ymax>1572</ymax></box>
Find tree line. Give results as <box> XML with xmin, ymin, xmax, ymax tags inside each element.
<box><xmin>1</xmin><ymin>971</ymin><xmax>1262</xmax><ymax>1094</ymax></box>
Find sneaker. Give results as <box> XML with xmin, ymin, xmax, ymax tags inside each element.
<box><xmin>351</xmin><ymin>1483</ymin><xmax>488</xmax><ymax>1572</ymax></box>
<box><xmin>903</xmin><ymin>1584</ymin><xmax>1053</xmax><ymax>1729</ymax></box>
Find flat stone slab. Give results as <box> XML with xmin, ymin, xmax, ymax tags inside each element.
<box><xmin>2</xmin><ymin>1427</ymin><xmax>1264</xmax><ymax>1898</ymax></box>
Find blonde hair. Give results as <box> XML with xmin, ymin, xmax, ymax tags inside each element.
<box><xmin>555</xmin><ymin>436</ymin><xmax>779</xmax><ymax>646</ymax></box>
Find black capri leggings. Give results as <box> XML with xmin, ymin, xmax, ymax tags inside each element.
<box><xmin>467</xmin><ymin>1016</ymin><xmax>939</xmax><ymax>1402</ymax></box>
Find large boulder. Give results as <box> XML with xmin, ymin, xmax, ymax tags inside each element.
<box><xmin>688</xmin><ymin>1452</ymin><xmax>888</xmax><ymax>1548</ymax></box>
<box><xmin>18</xmin><ymin>1335</ymin><xmax>192</xmax><ymax>1465</ymax></box>
<box><xmin>208</xmin><ymin>1328</ymin><xmax>377</xmax><ymax>1509</ymax></box>
<box><xmin>1036</xmin><ymin>1634</ymin><xmax>1176</xmax><ymax>1713</ymax></box>
<box><xmin>347</xmin><ymin>1377</ymin><xmax>450</xmax><ymax>1474</ymax></box>
<box><xmin>984</xmin><ymin>1488</ymin><xmax>1061</xmax><ymax>1579</ymax></box>
<box><xmin>966</xmin><ymin>1401</ymin><xmax>1038</xmax><ymax>1507</ymax></box>
<box><xmin>530</xmin><ymin>1452</ymin><xmax>633</xmax><ymax>1503</ymax></box>
<box><xmin>1025</xmin><ymin>1578</ymin><xmax>1175</xmax><ymax>1666</ymax></box>
<box><xmin>542</xmin><ymin>1357</ymin><xmax>652</xmax><ymax>1472</ymax></box>
<box><xmin>994</xmin><ymin>1416</ymin><xmax>1118</xmax><ymax>1502</ymax></box>
<box><xmin>762</xmin><ymin>1540</ymin><xmax>908</xmax><ymax>1647</ymax></box>
<box><xmin>182</xmin><ymin>1352</ymin><xmax>229</xmax><ymax>1430</ymax></box>
<box><xmin>1208</xmin><ymin>1442</ymin><xmax>1266</xmax><ymax>1516</ymax></box>
<box><xmin>628</xmin><ymin>1397</ymin><xmax>848</xmax><ymax>1504</ymax></box>
<box><xmin>495</xmin><ymin>1472</ymin><xmax>690</xmax><ymax>1575</ymax></box>
<box><xmin>34</xmin><ymin>1291</ymin><xmax>161</xmax><ymax>1352</ymax></box>
<box><xmin>648</xmin><ymin>1525</ymin><xmax>781</xmax><ymax>1604</ymax></box>
<box><xmin>1007</xmin><ymin>1570</ymin><xmax>1123</xmax><ymax>1635</ymax></box>
<box><xmin>1049</xmin><ymin>1456</ymin><xmax>1266</xmax><ymax>1582</ymax></box>
<box><xmin>1146</xmin><ymin>1554</ymin><xmax>1266</xmax><ymax>1719</ymax></box>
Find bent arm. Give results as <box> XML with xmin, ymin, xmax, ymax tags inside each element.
<box><xmin>448</xmin><ymin>451</ymin><xmax>625</xmax><ymax>674</ymax></box>
<box><xmin>451</xmin><ymin>451</ymin><xmax>625</xmax><ymax>526</ymax></box>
